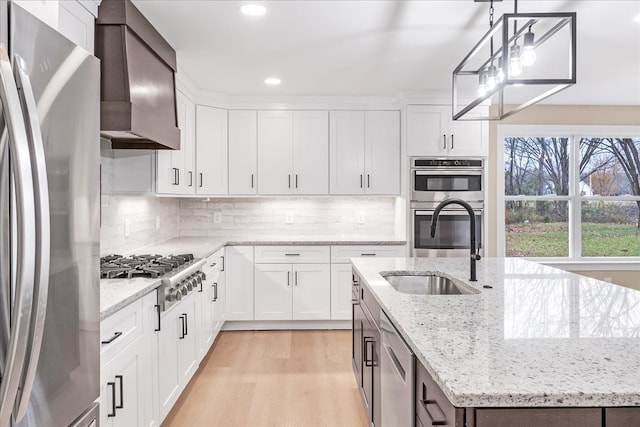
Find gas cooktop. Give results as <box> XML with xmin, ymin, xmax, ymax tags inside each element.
<box><xmin>100</xmin><ymin>254</ymin><xmax>195</xmax><ymax>279</ymax></box>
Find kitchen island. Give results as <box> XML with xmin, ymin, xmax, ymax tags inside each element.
<box><xmin>351</xmin><ymin>257</ymin><xmax>640</xmax><ymax>426</ymax></box>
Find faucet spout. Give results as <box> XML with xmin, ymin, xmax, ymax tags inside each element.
<box><xmin>429</xmin><ymin>198</ymin><xmax>481</xmax><ymax>281</ymax></box>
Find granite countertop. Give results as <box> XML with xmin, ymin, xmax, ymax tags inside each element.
<box><xmin>100</xmin><ymin>277</ymin><xmax>162</xmax><ymax>320</ymax></box>
<box><xmin>351</xmin><ymin>257</ymin><xmax>640</xmax><ymax>408</ymax></box>
<box><xmin>128</xmin><ymin>236</ymin><xmax>407</xmax><ymax>259</ymax></box>
<box><xmin>100</xmin><ymin>236</ymin><xmax>406</xmax><ymax>319</ymax></box>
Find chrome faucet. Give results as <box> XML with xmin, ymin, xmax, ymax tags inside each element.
<box><xmin>430</xmin><ymin>198</ymin><xmax>481</xmax><ymax>281</ymax></box>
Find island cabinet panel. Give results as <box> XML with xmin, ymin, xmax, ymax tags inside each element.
<box><xmin>605</xmin><ymin>408</ymin><xmax>640</xmax><ymax>427</ymax></box>
<box><xmin>415</xmin><ymin>360</ymin><xmax>464</xmax><ymax>427</ymax></box>
<box><xmin>473</xmin><ymin>408</ymin><xmax>602</xmax><ymax>427</ymax></box>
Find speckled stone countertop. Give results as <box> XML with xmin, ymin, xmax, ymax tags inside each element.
<box><xmin>351</xmin><ymin>257</ymin><xmax>640</xmax><ymax>408</ymax></box>
<box><xmin>100</xmin><ymin>277</ymin><xmax>161</xmax><ymax>320</ymax></box>
<box><xmin>123</xmin><ymin>236</ymin><xmax>406</xmax><ymax>259</ymax></box>
<box><xmin>100</xmin><ymin>236</ymin><xmax>405</xmax><ymax>319</ymax></box>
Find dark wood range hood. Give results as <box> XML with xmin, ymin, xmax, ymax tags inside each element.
<box><xmin>96</xmin><ymin>0</ymin><xmax>180</xmax><ymax>150</ymax></box>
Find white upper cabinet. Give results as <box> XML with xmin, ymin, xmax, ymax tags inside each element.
<box><xmin>257</xmin><ymin>111</ymin><xmax>294</xmax><ymax>195</ymax></box>
<box><xmin>257</xmin><ymin>111</ymin><xmax>329</xmax><ymax>195</ymax></box>
<box><xmin>157</xmin><ymin>90</ymin><xmax>195</xmax><ymax>195</ymax></box>
<box><xmin>330</xmin><ymin>111</ymin><xmax>366</xmax><ymax>194</ymax></box>
<box><xmin>365</xmin><ymin>111</ymin><xmax>400</xmax><ymax>194</ymax></box>
<box><xmin>228</xmin><ymin>110</ymin><xmax>258</xmax><ymax>195</ymax></box>
<box><xmin>292</xmin><ymin>111</ymin><xmax>329</xmax><ymax>194</ymax></box>
<box><xmin>330</xmin><ymin>111</ymin><xmax>400</xmax><ymax>195</ymax></box>
<box><xmin>195</xmin><ymin>105</ymin><xmax>228</xmax><ymax>195</ymax></box>
<box><xmin>406</xmin><ymin>105</ymin><xmax>487</xmax><ymax>157</ymax></box>
<box><xmin>58</xmin><ymin>0</ymin><xmax>96</xmax><ymax>53</ymax></box>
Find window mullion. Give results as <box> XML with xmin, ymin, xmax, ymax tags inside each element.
<box><xmin>570</xmin><ymin>134</ymin><xmax>582</xmax><ymax>259</ymax></box>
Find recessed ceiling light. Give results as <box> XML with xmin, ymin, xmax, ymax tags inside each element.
<box><xmin>240</xmin><ymin>4</ymin><xmax>266</xmax><ymax>16</ymax></box>
<box><xmin>264</xmin><ymin>77</ymin><xmax>281</xmax><ymax>86</ymax></box>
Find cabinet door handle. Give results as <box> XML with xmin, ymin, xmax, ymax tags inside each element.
<box><xmin>288</xmin><ymin>174</ymin><xmax>291</xmax><ymax>188</ymax></box>
<box><xmin>287</xmin><ymin>271</ymin><xmax>290</xmax><ymax>286</ymax></box>
<box><xmin>421</xmin><ymin>399</ymin><xmax>447</xmax><ymax>425</ymax></box>
<box><xmin>295</xmin><ymin>271</ymin><xmax>298</xmax><ymax>286</ymax></box>
<box><xmin>189</xmin><ymin>171</ymin><xmax>193</xmax><ymax>187</ymax></box>
<box><xmin>295</xmin><ymin>174</ymin><xmax>298</xmax><ymax>189</ymax></box>
<box><xmin>361</xmin><ymin>253</ymin><xmax>376</xmax><ymax>256</ymax></box>
<box><xmin>360</xmin><ymin>174</ymin><xmax>363</xmax><ymax>188</ymax></box>
<box><xmin>179</xmin><ymin>315</ymin><xmax>185</xmax><ymax>339</ymax></box>
<box><xmin>184</xmin><ymin>313</ymin><xmax>188</xmax><ymax>336</ymax></box>
<box><xmin>363</xmin><ymin>337</ymin><xmax>375</xmax><ymax>367</ymax></box>
<box><xmin>101</xmin><ymin>331</ymin><xmax>122</xmax><ymax>345</ymax></box>
<box><xmin>221</xmin><ymin>256</ymin><xmax>225</xmax><ymax>271</ymax></box>
<box><xmin>172</xmin><ymin>168</ymin><xmax>179</xmax><ymax>185</ymax></box>
<box><xmin>251</xmin><ymin>174</ymin><xmax>254</xmax><ymax>188</ymax></box>
<box><xmin>154</xmin><ymin>304</ymin><xmax>161</xmax><ymax>332</ymax></box>
<box><xmin>367</xmin><ymin>174</ymin><xmax>370</xmax><ymax>188</ymax></box>
<box><xmin>212</xmin><ymin>282</ymin><xmax>218</xmax><ymax>302</ymax></box>
<box><xmin>115</xmin><ymin>375</ymin><xmax>124</xmax><ymax>410</ymax></box>
<box><xmin>199</xmin><ymin>173</ymin><xmax>203</xmax><ymax>188</ymax></box>
<box><xmin>450</xmin><ymin>134</ymin><xmax>454</xmax><ymax>149</ymax></box>
<box><xmin>198</xmin><ymin>281</ymin><xmax>203</xmax><ymax>292</ymax></box>
<box><xmin>107</xmin><ymin>381</ymin><xmax>117</xmax><ymax>417</ymax></box>
<box><xmin>442</xmin><ymin>134</ymin><xmax>446</xmax><ymax>149</ymax></box>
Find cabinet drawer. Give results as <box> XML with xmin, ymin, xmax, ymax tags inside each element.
<box><xmin>331</xmin><ymin>245</ymin><xmax>405</xmax><ymax>263</ymax></box>
<box><xmin>605</xmin><ymin>408</ymin><xmax>640</xmax><ymax>427</ymax></box>
<box><xmin>415</xmin><ymin>361</ymin><xmax>462</xmax><ymax>427</ymax></box>
<box><xmin>254</xmin><ymin>245</ymin><xmax>330</xmax><ymax>264</ymax></box>
<box><xmin>474</xmin><ymin>408</ymin><xmax>601</xmax><ymax>427</ymax></box>
<box><xmin>204</xmin><ymin>249</ymin><xmax>224</xmax><ymax>274</ymax></box>
<box><xmin>100</xmin><ymin>297</ymin><xmax>144</xmax><ymax>360</ymax></box>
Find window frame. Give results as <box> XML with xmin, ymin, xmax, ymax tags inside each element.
<box><xmin>497</xmin><ymin>124</ymin><xmax>640</xmax><ymax>266</ymax></box>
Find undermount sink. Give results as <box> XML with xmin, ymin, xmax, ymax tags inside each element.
<box><xmin>382</xmin><ymin>273</ymin><xmax>479</xmax><ymax>295</ymax></box>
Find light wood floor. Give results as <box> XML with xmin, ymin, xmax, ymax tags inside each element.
<box><xmin>162</xmin><ymin>330</ymin><xmax>368</xmax><ymax>427</ymax></box>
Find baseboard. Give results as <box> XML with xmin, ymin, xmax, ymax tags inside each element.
<box><xmin>222</xmin><ymin>320</ymin><xmax>351</xmax><ymax>331</ymax></box>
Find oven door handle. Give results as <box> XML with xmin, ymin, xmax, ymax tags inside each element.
<box><xmin>414</xmin><ymin>170</ymin><xmax>483</xmax><ymax>176</ymax></box>
<box><xmin>414</xmin><ymin>210</ymin><xmax>482</xmax><ymax>216</ymax></box>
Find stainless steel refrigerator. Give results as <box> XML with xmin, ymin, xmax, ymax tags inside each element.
<box><xmin>0</xmin><ymin>3</ymin><xmax>100</xmax><ymax>427</ymax></box>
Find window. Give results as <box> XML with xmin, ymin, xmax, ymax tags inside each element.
<box><xmin>499</xmin><ymin>126</ymin><xmax>640</xmax><ymax>260</ymax></box>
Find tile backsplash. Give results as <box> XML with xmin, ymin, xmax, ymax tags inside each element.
<box><xmin>178</xmin><ymin>197</ymin><xmax>399</xmax><ymax>239</ymax></box>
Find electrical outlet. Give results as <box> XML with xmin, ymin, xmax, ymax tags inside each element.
<box><xmin>124</xmin><ymin>219</ymin><xmax>131</xmax><ymax>238</ymax></box>
<box><xmin>213</xmin><ymin>212</ymin><xmax>222</xmax><ymax>224</ymax></box>
<box><xmin>286</xmin><ymin>211</ymin><xmax>294</xmax><ymax>224</ymax></box>
<box><xmin>356</xmin><ymin>211</ymin><xmax>365</xmax><ymax>224</ymax></box>
<box><xmin>155</xmin><ymin>215</ymin><xmax>161</xmax><ymax>230</ymax></box>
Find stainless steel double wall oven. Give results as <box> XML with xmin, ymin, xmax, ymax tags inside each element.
<box><xmin>410</xmin><ymin>158</ymin><xmax>485</xmax><ymax>257</ymax></box>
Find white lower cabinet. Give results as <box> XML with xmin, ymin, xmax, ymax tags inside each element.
<box><xmin>157</xmin><ymin>294</ymin><xmax>197</xmax><ymax>420</ymax></box>
<box><xmin>198</xmin><ymin>249</ymin><xmax>225</xmax><ymax>361</ymax></box>
<box><xmin>225</xmin><ymin>246</ymin><xmax>255</xmax><ymax>320</ymax></box>
<box><xmin>101</xmin><ymin>336</ymin><xmax>146</xmax><ymax>427</ymax></box>
<box><xmin>330</xmin><ymin>263</ymin><xmax>354</xmax><ymax>321</ymax></box>
<box><xmin>254</xmin><ymin>263</ymin><xmax>330</xmax><ymax>321</ymax></box>
<box><xmin>100</xmin><ymin>292</ymin><xmax>158</xmax><ymax>427</ymax></box>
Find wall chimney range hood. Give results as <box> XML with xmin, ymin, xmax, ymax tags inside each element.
<box><xmin>96</xmin><ymin>0</ymin><xmax>180</xmax><ymax>149</ymax></box>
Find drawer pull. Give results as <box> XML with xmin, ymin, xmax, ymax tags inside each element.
<box><xmin>101</xmin><ymin>331</ymin><xmax>123</xmax><ymax>345</ymax></box>
<box><xmin>420</xmin><ymin>395</ymin><xmax>447</xmax><ymax>425</ymax></box>
<box><xmin>285</xmin><ymin>253</ymin><xmax>300</xmax><ymax>256</ymax></box>
<box><xmin>361</xmin><ymin>253</ymin><xmax>377</xmax><ymax>256</ymax></box>
<box><xmin>213</xmin><ymin>282</ymin><xmax>218</xmax><ymax>302</ymax></box>
<box><xmin>154</xmin><ymin>304</ymin><xmax>161</xmax><ymax>332</ymax></box>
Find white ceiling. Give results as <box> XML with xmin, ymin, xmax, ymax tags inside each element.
<box><xmin>132</xmin><ymin>0</ymin><xmax>640</xmax><ymax>105</ymax></box>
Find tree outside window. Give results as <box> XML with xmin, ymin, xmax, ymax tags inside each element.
<box><xmin>504</xmin><ymin>136</ymin><xmax>640</xmax><ymax>258</ymax></box>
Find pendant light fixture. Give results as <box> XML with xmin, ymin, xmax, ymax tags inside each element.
<box><xmin>452</xmin><ymin>0</ymin><xmax>577</xmax><ymax>121</ymax></box>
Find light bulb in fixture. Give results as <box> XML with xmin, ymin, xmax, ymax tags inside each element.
<box><xmin>477</xmin><ymin>73</ymin><xmax>487</xmax><ymax>97</ymax></box>
<box><xmin>264</xmin><ymin>77</ymin><xmax>282</xmax><ymax>86</ymax></box>
<box><xmin>240</xmin><ymin>4</ymin><xmax>266</xmax><ymax>16</ymax></box>
<box><xmin>486</xmin><ymin>65</ymin><xmax>497</xmax><ymax>90</ymax></box>
<box><xmin>508</xmin><ymin>44</ymin><xmax>523</xmax><ymax>77</ymax></box>
<box><xmin>496</xmin><ymin>57</ymin><xmax>505</xmax><ymax>83</ymax></box>
<box><xmin>521</xmin><ymin>29</ymin><xmax>536</xmax><ymax>66</ymax></box>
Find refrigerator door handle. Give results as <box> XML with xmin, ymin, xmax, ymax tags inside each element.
<box><xmin>12</xmin><ymin>55</ymin><xmax>52</xmax><ymax>421</ymax></box>
<box><xmin>0</xmin><ymin>44</ymin><xmax>37</xmax><ymax>427</ymax></box>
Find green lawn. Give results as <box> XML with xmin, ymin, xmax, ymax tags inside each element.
<box><xmin>506</xmin><ymin>222</ymin><xmax>640</xmax><ymax>257</ymax></box>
